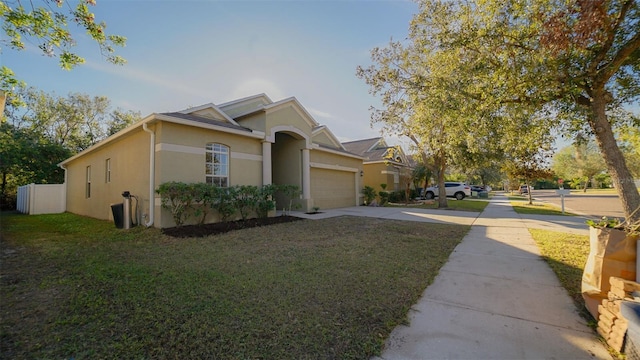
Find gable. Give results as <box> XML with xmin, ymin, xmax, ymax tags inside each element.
<box><xmin>179</xmin><ymin>103</ymin><xmax>239</xmax><ymax>126</ymax></box>
<box><xmin>219</xmin><ymin>93</ymin><xmax>273</xmax><ymax>118</ymax></box>
<box><xmin>312</xmin><ymin>126</ymin><xmax>344</xmax><ymax>150</ymax></box>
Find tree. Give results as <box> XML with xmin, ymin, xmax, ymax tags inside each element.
<box><xmin>357</xmin><ymin>32</ymin><xmax>492</xmax><ymax>208</ymax></box>
<box><xmin>356</xmin><ymin>1</ymin><xmax>549</xmax><ymax>209</ymax></box>
<box><xmin>552</xmin><ymin>141</ymin><xmax>607</xmax><ymax>192</ymax></box>
<box><xmin>617</xmin><ymin>121</ymin><xmax>640</xmax><ymax>179</ymax></box>
<box><xmin>1</xmin><ymin>87</ymin><xmax>141</xmax><ymax>208</ymax></box>
<box><xmin>108</xmin><ymin>108</ymin><xmax>141</xmax><ymax>136</ymax></box>
<box><xmin>7</xmin><ymin>86</ymin><xmax>140</xmax><ymax>151</ymax></box>
<box><xmin>405</xmin><ymin>0</ymin><xmax>640</xmax><ymax>221</ymax></box>
<box><xmin>0</xmin><ymin>122</ymin><xmax>71</xmax><ymax>208</ymax></box>
<box><xmin>0</xmin><ymin>0</ymin><xmax>126</xmax><ymax>108</ymax></box>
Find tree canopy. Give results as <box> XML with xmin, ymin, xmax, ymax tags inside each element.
<box><xmin>0</xmin><ymin>0</ymin><xmax>126</xmax><ymax>101</ymax></box>
<box><xmin>359</xmin><ymin>0</ymin><xmax>640</xmax><ymax>221</ymax></box>
<box><xmin>1</xmin><ymin>87</ymin><xmax>140</xmax><ymax>208</ymax></box>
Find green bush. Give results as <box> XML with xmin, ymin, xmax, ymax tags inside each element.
<box><xmin>378</xmin><ymin>191</ymin><xmax>390</xmax><ymax>206</ymax></box>
<box><xmin>212</xmin><ymin>186</ymin><xmax>237</xmax><ymax>223</ymax></box>
<box><xmin>192</xmin><ymin>183</ymin><xmax>215</xmax><ymax>225</ymax></box>
<box><xmin>256</xmin><ymin>184</ymin><xmax>278</xmax><ymax>218</ymax></box>
<box><xmin>362</xmin><ymin>186</ymin><xmax>376</xmax><ymax>205</ymax></box>
<box><xmin>156</xmin><ymin>182</ymin><xmax>194</xmax><ymax>227</ymax></box>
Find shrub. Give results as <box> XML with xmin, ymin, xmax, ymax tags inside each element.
<box><xmin>378</xmin><ymin>191</ymin><xmax>390</xmax><ymax>206</ymax></box>
<box><xmin>192</xmin><ymin>183</ymin><xmax>215</xmax><ymax>225</ymax></box>
<box><xmin>234</xmin><ymin>185</ymin><xmax>258</xmax><ymax>221</ymax></box>
<box><xmin>362</xmin><ymin>186</ymin><xmax>376</xmax><ymax>205</ymax></box>
<box><xmin>212</xmin><ymin>186</ymin><xmax>237</xmax><ymax>223</ymax></box>
<box><xmin>156</xmin><ymin>182</ymin><xmax>194</xmax><ymax>227</ymax></box>
<box><xmin>256</xmin><ymin>184</ymin><xmax>277</xmax><ymax>218</ymax></box>
<box><xmin>278</xmin><ymin>184</ymin><xmax>301</xmax><ymax>214</ymax></box>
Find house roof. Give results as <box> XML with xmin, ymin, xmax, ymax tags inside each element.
<box><xmin>160</xmin><ymin>112</ymin><xmax>252</xmax><ymax>133</ymax></box>
<box><xmin>342</xmin><ymin>137</ymin><xmax>384</xmax><ymax>157</ymax></box>
<box><xmin>342</xmin><ymin>137</ymin><xmax>410</xmax><ymax>165</ymax></box>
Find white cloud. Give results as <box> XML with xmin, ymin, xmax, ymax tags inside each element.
<box><xmin>83</xmin><ymin>60</ymin><xmax>207</xmax><ymax>99</ymax></box>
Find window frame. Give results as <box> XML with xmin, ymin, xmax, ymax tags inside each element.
<box><xmin>86</xmin><ymin>166</ymin><xmax>91</xmax><ymax>198</ymax></box>
<box><xmin>105</xmin><ymin>158</ymin><xmax>111</xmax><ymax>183</ymax></box>
<box><xmin>205</xmin><ymin>143</ymin><xmax>229</xmax><ymax>187</ymax></box>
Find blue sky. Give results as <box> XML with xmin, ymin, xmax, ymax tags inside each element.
<box><xmin>3</xmin><ymin>0</ymin><xmax>417</xmax><ymax>147</ymax></box>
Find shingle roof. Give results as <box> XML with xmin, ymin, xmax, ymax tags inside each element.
<box><xmin>342</xmin><ymin>137</ymin><xmax>400</xmax><ymax>162</ymax></box>
<box><xmin>341</xmin><ymin>137</ymin><xmax>382</xmax><ymax>157</ymax></box>
<box><xmin>160</xmin><ymin>112</ymin><xmax>252</xmax><ymax>132</ymax></box>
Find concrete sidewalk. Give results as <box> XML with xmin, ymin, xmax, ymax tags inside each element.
<box><xmin>372</xmin><ymin>195</ymin><xmax>610</xmax><ymax>359</ymax></box>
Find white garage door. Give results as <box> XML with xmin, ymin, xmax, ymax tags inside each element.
<box><xmin>311</xmin><ymin>168</ymin><xmax>356</xmax><ymax>209</ymax></box>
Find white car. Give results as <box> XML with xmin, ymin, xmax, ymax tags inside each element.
<box><xmin>423</xmin><ymin>182</ymin><xmax>471</xmax><ymax>200</ymax></box>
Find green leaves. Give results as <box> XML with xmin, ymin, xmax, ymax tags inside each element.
<box><xmin>1</xmin><ymin>0</ymin><xmax>127</xmax><ymax>89</ymax></box>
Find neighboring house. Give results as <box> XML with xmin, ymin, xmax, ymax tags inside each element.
<box><xmin>59</xmin><ymin>94</ymin><xmax>363</xmax><ymax>228</ymax></box>
<box><xmin>342</xmin><ymin>137</ymin><xmax>413</xmax><ymax>193</ymax></box>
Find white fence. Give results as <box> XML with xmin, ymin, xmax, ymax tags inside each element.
<box><xmin>16</xmin><ymin>184</ymin><xmax>66</xmax><ymax>215</ymax></box>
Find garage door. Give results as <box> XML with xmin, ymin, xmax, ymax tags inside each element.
<box><xmin>310</xmin><ymin>168</ymin><xmax>356</xmax><ymax>209</ymax></box>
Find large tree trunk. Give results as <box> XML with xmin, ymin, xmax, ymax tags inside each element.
<box><xmin>435</xmin><ymin>155</ymin><xmax>448</xmax><ymax>208</ymax></box>
<box><xmin>590</xmin><ymin>91</ymin><xmax>640</xmax><ymax>223</ymax></box>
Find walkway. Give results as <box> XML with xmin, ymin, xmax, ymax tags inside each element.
<box><xmin>375</xmin><ymin>196</ymin><xmax>609</xmax><ymax>359</ymax></box>
<box><xmin>293</xmin><ymin>195</ymin><xmax>610</xmax><ymax>359</ymax></box>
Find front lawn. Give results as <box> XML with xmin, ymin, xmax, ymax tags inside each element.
<box><xmin>508</xmin><ymin>196</ymin><xmax>573</xmax><ymax>215</ymax></box>
<box><xmin>529</xmin><ymin>229</ymin><xmax>592</xmax><ymax>322</ymax></box>
<box><xmin>388</xmin><ymin>198</ymin><xmax>489</xmax><ymax>212</ymax></box>
<box><xmin>0</xmin><ymin>212</ymin><xmax>468</xmax><ymax>359</ymax></box>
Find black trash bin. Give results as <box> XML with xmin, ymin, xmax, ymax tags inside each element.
<box><xmin>111</xmin><ymin>203</ymin><xmax>124</xmax><ymax>229</ymax></box>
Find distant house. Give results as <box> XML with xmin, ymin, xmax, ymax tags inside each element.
<box><xmin>342</xmin><ymin>137</ymin><xmax>413</xmax><ymax>193</ymax></box>
<box><xmin>59</xmin><ymin>94</ymin><xmax>363</xmax><ymax>228</ymax></box>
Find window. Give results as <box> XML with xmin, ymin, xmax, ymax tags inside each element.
<box><xmin>105</xmin><ymin>158</ymin><xmax>111</xmax><ymax>183</ymax></box>
<box><xmin>205</xmin><ymin>143</ymin><xmax>229</xmax><ymax>187</ymax></box>
<box><xmin>86</xmin><ymin>166</ymin><xmax>91</xmax><ymax>198</ymax></box>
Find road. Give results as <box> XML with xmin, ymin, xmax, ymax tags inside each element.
<box><xmin>529</xmin><ymin>189</ymin><xmax>625</xmax><ymax>219</ymax></box>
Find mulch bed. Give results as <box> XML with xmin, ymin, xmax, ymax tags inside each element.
<box><xmin>162</xmin><ymin>216</ymin><xmax>304</xmax><ymax>238</ymax></box>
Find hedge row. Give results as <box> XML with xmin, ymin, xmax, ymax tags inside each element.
<box><xmin>156</xmin><ymin>182</ymin><xmax>300</xmax><ymax>227</ymax></box>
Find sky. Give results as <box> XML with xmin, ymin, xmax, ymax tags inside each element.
<box><xmin>3</xmin><ymin>0</ymin><xmax>418</xmax><ymax>148</ymax></box>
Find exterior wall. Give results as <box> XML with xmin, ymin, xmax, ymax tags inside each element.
<box><xmin>265</xmin><ymin>107</ymin><xmax>313</xmax><ymax>138</ymax></box>
<box><xmin>65</xmin><ymin>128</ymin><xmax>151</xmax><ymax>223</ymax></box>
<box><xmin>312</xmin><ymin>131</ymin><xmax>338</xmax><ymax>148</ymax></box>
<box><xmin>236</xmin><ymin>112</ymin><xmax>267</xmax><ymax>133</ymax></box>
<box><xmin>363</xmin><ymin>162</ymin><xmax>413</xmax><ymax>192</ymax></box>
<box><xmin>191</xmin><ymin>108</ymin><xmax>227</xmax><ymax>120</ymax></box>
<box><xmin>154</xmin><ymin>121</ymin><xmax>263</xmax><ymax>227</ymax></box>
<box><xmin>221</xmin><ymin>97</ymin><xmax>270</xmax><ymax>118</ymax></box>
<box><xmin>363</xmin><ymin>162</ymin><xmax>391</xmax><ymax>192</ymax></box>
<box><xmin>155</xmin><ymin>122</ymin><xmax>262</xmax><ymax>185</ymax></box>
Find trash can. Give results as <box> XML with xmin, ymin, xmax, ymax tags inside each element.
<box><xmin>478</xmin><ymin>191</ymin><xmax>489</xmax><ymax>198</ymax></box>
<box><xmin>111</xmin><ymin>203</ymin><xmax>124</xmax><ymax>229</ymax></box>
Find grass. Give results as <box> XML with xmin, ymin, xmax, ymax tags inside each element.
<box><xmin>569</xmin><ymin>188</ymin><xmax>619</xmax><ymax>195</ymax></box>
<box><xmin>508</xmin><ymin>196</ymin><xmax>573</xmax><ymax>216</ymax></box>
<box><xmin>528</xmin><ymin>229</ymin><xmax>593</xmax><ymax>322</ymax></box>
<box><xmin>0</xmin><ymin>212</ymin><xmax>469</xmax><ymax>359</ymax></box>
<box><xmin>387</xmin><ymin>198</ymin><xmax>489</xmax><ymax>212</ymax></box>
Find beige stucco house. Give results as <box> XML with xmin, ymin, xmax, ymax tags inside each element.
<box><xmin>342</xmin><ymin>137</ymin><xmax>412</xmax><ymax>193</ymax></box>
<box><xmin>59</xmin><ymin>94</ymin><xmax>363</xmax><ymax>228</ymax></box>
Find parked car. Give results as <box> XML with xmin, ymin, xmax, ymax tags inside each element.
<box><xmin>423</xmin><ymin>182</ymin><xmax>471</xmax><ymax>200</ymax></box>
<box><xmin>470</xmin><ymin>185</ymin><xmax>485</xmax><ymax>192</ymax></box>
<box><xmin>519</xmin><ymin>185</ymin><xmax>532</xmax><ymax>194</ymax></box>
